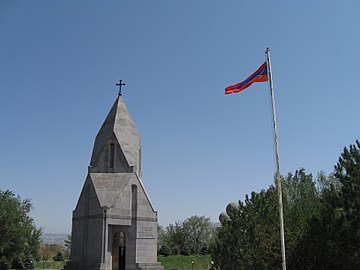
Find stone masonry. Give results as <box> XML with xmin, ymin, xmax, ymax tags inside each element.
<box><xmin>66</xmin><ymin>95</ymin><xmax>163</xmax><ymax>270</ymax></box>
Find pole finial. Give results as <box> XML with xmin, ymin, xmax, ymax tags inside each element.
<box><xmin>116</xmin><ymin>80</ymin><xmax>126</xmax><ymax>96</ymax></box>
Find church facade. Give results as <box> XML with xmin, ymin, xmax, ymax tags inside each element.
<box><xmin>66</xmin><ymin>95</ymin><xmax>163</xmax><ymax>270</ymax></box>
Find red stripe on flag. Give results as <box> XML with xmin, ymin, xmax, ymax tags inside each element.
<box><xmin>225</xmin><ymin>62</ymin><xmax>268</xmax><ymax>95</ymax></box>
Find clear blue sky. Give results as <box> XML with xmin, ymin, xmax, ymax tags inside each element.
<box><xmin>1</xmin><ymin>1</ymin><xmax>359</xmax><ymax>234</ymax></box>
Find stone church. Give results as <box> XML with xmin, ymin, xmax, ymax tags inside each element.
<box><xmin>66</xmin><ymin>92</ymin><xmax>163</xmax><ymax>270</ymax></box>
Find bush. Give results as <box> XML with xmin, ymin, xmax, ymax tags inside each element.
<box><xmin>53</xmin><ymin>252</ymin><xmax>64</xmax><ymax>261</ymax></box>
<box><xmin>159</xmin><ymin>245</ymin><xmax>171</xmax><ymax>256</ymax></box>
<box><xmin>171</xmin><ymin>246</ymin><xmax>180</xmax><ymax>255</ymax></box>
<box><xmin>199</xmin><ymin>245</ymin><xmax>209</xmax><ymax>255</ymax></box>
<box><xmin>24</xmin><ymin>255</ymin><xmax>34</xmax><ymax>269</ymax></box>
<box><xmin>0</xmin><ymin>256</ymin><xmax>10</xmax><ymax>270</ymax></box>
<box><xmin>180</xmin><ymin>246</ymin><xmax>191</xmax><ymax>256</ymax></box>
<box><xmin>11</xmin><ymin>256</ymin><xmax>25</xmax><ymax>269</ymax></box>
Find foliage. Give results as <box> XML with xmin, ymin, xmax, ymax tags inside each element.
<box><xmin>283</xmin><ymin>169</ymin><xmax>323</xmax><ymax>269</ymax></box>
<box><xmin>37</xmin><ymin>243</ymin><xmax>69</xmax><ymax>262</ymax></box>
<box><xmin>212</xmin><ymin>139</ymin><xmax>360</xmax><ymax>270</ymax></box>
<box><xmin>180</xmin><ymin>246</ymin><xmax>191</xmax><ymax>256</ymax></box>
<box><xmin>24</xmin><ymin>254</ymin><xmax>34</xmax><ymax>269</ymax></box>
<box><xmin>64</xmin><ymin>234</ymin><xmax>71</xmax><ymax>259</ymax></box>
<box><xmin>0</xmin><ymin>256</ymin><xmax>10</xmax><ymax>270</ymax></box>
<box><xmin>199</xmin><ymin>245</ymin><xmax>208</xmax><ymax>255</ymax></box>
<box><xmin>157</xmin><ymin>224</ymin><xmax>166</xmax><ymax>252</ymax></box>
<box><xmin>159</xmin><ymin>245</ymin><xmax>171</xmax><ymax>257</ymax></box>
<box><xmin>182</xmin><ymin>216</ymin><xmax>215</xmax><ymax>254</ymax></box>
<box><xmin>212</xmin><ymin>169</ymin><xmax>324</xmax><ymax>270</ymax></box>
<box><xmin>0</xmin><ymin>190</ymin><xmax>42</xmax><ymax>267</ymax></box>
<box><xmin>159</xmin><ymin>215</ymin><xmax>217</xmax><ymax>255</ymax></box>
<box><xmin>295</xmin><ymin>140</ymin><xmax>360</xmax><ymax>269</ymax></box>
<box><xmin>163</xmin><ymin>221</ymin><xmax>186</xmax><ymax>255</ymax></box>
<box><xmin>53</xmin><ymin>251</ymin><xmax>64</xmax><ymax>261</ymax></box>
<box><xmin>11</xmin><ymin>255</ymin><xmax>25</xmax><ymax>269</ymax></box>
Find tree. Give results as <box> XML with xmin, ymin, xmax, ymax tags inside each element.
<box><xmin>213</xmin><ymin>169</ymin><xmax>325</xmax><ymax>270</ymax></box>
<box><xmin>64</xmin><ymin>234</ymin><xmax>71</xmax><ymax>260</ymax></box>
<box><xmin>333</xmin><ymin>140</ymin><xmax>360</xmax><ymax>267</ymax></box>
<box><xmin>283</xmin><ymin>169</ymin><xmax>323</xmax><ymax>269</ymax></box>
<box><xmin>157</xmin><ymin>224</ymin><xmax>166</xmax><ymax>252</ymax></box>
<box><xmin>213</xmin><ymin>187</ymin><xmax>281</xmax><ymax>270</ymax></box>
<box><xmin>164</xmin><ymin>221</ymin><xmax>186</xmax><ymax>255</ymax></box>
<box><xmin>0</xmin><ymin>190</ymin><xmax>42</xmax><ymax>266</ymax></box>
<box><xmin>182</xmin><ymin>215</ymin><xmax>216</xmax><ymax>254</ymax></box>
<box><xmin>160</xmin><ymin>216</ymin><xmax>217</xmax><ymax>255</ymax></box>
<box><xmin>37</xmin><ymin>243</ymin><xmax>67</xmax><ymax>262</ymax></box>
<box><xmin>292</xmin><ymin>140</ymin><xmax>360</xmax><ymax>270</ymax></box>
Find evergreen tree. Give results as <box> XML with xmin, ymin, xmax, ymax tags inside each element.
<box><xmin>213</xmin><ymin>169</ymin><xmax>324</xmax><ymax>270</ymax></box>
<box><xmin>295</xmin><ymin>140</ymin><xmax>360</xmax><ymax>269</ymax></box>
<box><xmin>332</xmin><ymin>140</ymin><xmax>360</xmax><ymax>267</ymax></box>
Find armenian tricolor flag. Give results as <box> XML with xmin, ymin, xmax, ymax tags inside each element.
<box><xmin>225</xmin><ymin>62</ymin><xmax>268</xmax><ymax>95</ymax></box>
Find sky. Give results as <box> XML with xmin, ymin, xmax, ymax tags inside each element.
<box><xmin>1</xmin><ymin>0</ymin><xmax>360</xmax><ymax>234</ymax></box>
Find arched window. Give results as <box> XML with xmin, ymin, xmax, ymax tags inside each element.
<box><xmin>131</xmin><ymin>185</ymin><xmax>138</xmax><ymax>218</ymax></box>
<box><xmin>109</xmin><ymin>143</ymin><xmax>115</xmax><ymax>170</ymax></box>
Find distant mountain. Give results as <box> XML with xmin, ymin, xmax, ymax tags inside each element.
<box><xmin>40</xmin><ymin>233</ymin><xmax>68</xmax><ymax>245</ymax></box>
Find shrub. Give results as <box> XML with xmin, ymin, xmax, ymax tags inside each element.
<box><xmin>53</xmin><ymin>252</ymin><xmax>64</xmax><ymax>261</ymax></box>
<box><xmin>180</xmin><ymin>246</ymin><xmax>191</xmax><ymax>256</ymax></box>
<box><xmin>0</xmin><ymin>256</ymin><xmax>10</xmax><ymax>270</ymax></box>
<box><xmin>11</xmin><ymin>256</ymin><xmax>25</xmax><ymax>269</ymax></box>
<box><xmin>24</xmin><ymin>255</ymin><xmax>34</xmax><ymax>269</ymax></box>
<box><xmin>199</xmin><ymin>245</ymin><xmax>209</xmax><ymax>255</ymax></box>
<box><xmin>159</xmin><ymin>245</ymin><xmax>171</xmax><ymax>257</ymax></box>
<box><xmin>171</xmin><ymin>245</ymin><xmax>180</xmax><ymax>255</ymax></box>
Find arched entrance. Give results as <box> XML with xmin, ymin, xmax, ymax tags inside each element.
<box><xmin>112</xmin><ymin>232</ymin><xmax>126</xmax><ymax>270</ymax></box>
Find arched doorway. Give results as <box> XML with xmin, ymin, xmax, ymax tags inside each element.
<box><xmin>112</xmin><ymin>232</ymin><xmax>126</xmax><ymax>270</ymax></box>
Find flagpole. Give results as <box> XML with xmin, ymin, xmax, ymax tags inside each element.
<box><xmin>265</xmin><ymin>47</ymin><xmax>286</xmax><ymax>270</ymax></box>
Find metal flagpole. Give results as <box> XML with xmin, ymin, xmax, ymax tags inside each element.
<box><xmin>265</xmin><ymin>47</ymin><xmax>287</xmax><ymax>270</ymax></box>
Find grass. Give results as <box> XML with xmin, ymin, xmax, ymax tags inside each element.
<box><xmin>34</xmin><ymin>261</ymin><xmax>65</xmax><ymax>269</ymax></box>
<box><xmin>158</xmin><ymin>254</ymin><xmax>212</xmax><ymax>270</ymax></box>
<box><xmin>32</xmin><ymin>255</ymin><xmax>212</xmax><ymax>270</ymax></box>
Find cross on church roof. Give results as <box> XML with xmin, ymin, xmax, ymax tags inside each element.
<box><xmin>116</xmin><ymin>80</ymin><xmax>126</xmax><ymax>96</ymax></box>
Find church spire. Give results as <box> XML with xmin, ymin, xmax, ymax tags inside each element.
<box><xmin>89</xmin><ymin>95</ymin><xmax>141</xmax><ymax>177</ymax></box>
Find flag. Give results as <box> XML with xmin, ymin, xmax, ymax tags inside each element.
<box><xmin>225</xmin><ymin>62</ymin><xmax>268</xmax><ymax>95</ymax></box>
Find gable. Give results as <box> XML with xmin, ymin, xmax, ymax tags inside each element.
<box><xmin>73</xmin><ymin>175</ymin><xmax>102</xmax><ymax>218</ymax></box>
<box><xmin>89</xmin><ymin>96</ymin><xmax>141</xmax><ymax>176</ymax></box>
<box><xmin>89</xmin><ymin>133</ymin><xmax>132</xmax><ymax>174</ymax></box>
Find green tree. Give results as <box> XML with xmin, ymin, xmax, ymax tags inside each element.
<box><xmin>161</xmin><ymin>216</ymin><xmax>216</xmax><ymax>255</ymax></box>
<box><xmin>64</xmin><ymin>234</ymin><xmax>71</xmax><ymax>260</ymax></box>
<box><xmin>333</xmin><ymin>140</ymin><xmax>360</xmax><ymax>267</ymax></box>
<box><xmin>157</xmin><ymin>224</ymin><xmax>166</xmax><ymax>252</ymax></box>
<box><xmin>213</xmin><ymin>169</ymin><xmax>325</xmax><ymax>270</ymax></box>
<box><xmin>293</xmin><ymin>140</ymin><xmax>360</xmax><ymax>269</ymax></box>
<box><xmin>0</xmin><ymin>190</ymin><xmax>42</xmax><ymax>267</ymax></box>
<box><xmin>182</xmin><ymin>215</ymin><xmax>216</xmax><ymax>254</ymax></box>
<box><xmin>213</xmin><ymin>187</ymin><xmax>281</xmax><ymax>270</ymax></box>
<box><xmin>283</xmin><ymin>169</ymin><xmax>322</xmax><ymax>269</ymax></box>
<box><xmin>164</xmin><ymin>221</ymin><xmax>186</xmax><ymax>255</ymax></box>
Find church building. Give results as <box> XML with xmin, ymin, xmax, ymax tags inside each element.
<box><xmin>66</xmin><ymin>88</ymin><xmax>163</xmax><ymax>270</ymax></box>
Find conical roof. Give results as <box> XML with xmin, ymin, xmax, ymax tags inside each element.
<box><xmin>89</xmin><ymin>96</ymin><xmax>141</xmax><ymax>176</ymax></box>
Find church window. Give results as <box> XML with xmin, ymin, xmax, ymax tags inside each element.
<box><xmin>109</xmin><ymin>143</ymin><xmax>115</xmax><ymax>170</ymax></box>
<box><xmin>131</xmin><ymin>185</ymin><xmax>138</xmax><ymax>218</ymax></box>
